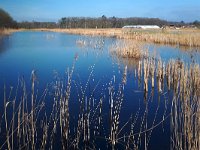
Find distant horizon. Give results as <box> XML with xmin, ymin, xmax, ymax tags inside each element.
<box><xmin>14</xmin><ymin>16</ymin><xmax>196</xmax><ymax>24</ymax></box>
<box><xmin>0</xmin><ymin>0</ymin><xmax>200</xmax><ymax>23</ymax></box>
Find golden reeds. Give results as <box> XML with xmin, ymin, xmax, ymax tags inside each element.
<box><xmin>2</xmin><ymin>28</ymin><xmax>199</xmax><ymax>48</ymax></box>
<box><xmin>35</xmin><ymin>28</ymin><xmax>200</xmax><ymax>48</ymax></box>
<box><xmin>122</xmin><ymin>28</ymin><xmax>200</xmax><ymax>47</ymax></box>
<box><xmin>130</xmin><ymin>54</ymin><xmax>200</xmax><ymax>150</ymax></box>
<box><xmin>0</xmin><ymin>49</ymin><xmax>199</xmax><ymax>149</ymax></box>
<box><xmin>109</xmin><ymin>40</ymin><xmax>146</xmax><ymax>59</ymax></box>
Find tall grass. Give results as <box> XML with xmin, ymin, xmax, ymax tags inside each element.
<box><xmin>122</xmin><ymin>28</ymin><xmax>200</xmax><ymax>47</ymax></box>
<box><xmin>127</xmin><ymin>56</ymin><xmax>200</xmax><ymax>150</ymax></box>
<box><xmin>36</xmin><ymin>28</ymin><xmax>200</xmax><ymax>48</ymax></box>
<box><xmin>0</xmin><ymin>40</ymin><xmax>199</xmax><ymax>149</ymax></box>
<box><xmin>0</xmin><ymin>60</ymin><xmax>172</xmax><ymax>149</ymax></box>
<box><xmin>109</xmin><ymin>39</ymin><xmax>148</xmax><ymax>59</ymax></box>
<box><xmin>109</xmin><ymin>38</ymin><xmax>200</xmax><ymax>149</ymax></box>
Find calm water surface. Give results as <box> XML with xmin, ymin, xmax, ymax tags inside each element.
<box><xmin>0</xmin><ymin>31</ymin><xmax>199</xmax><ymax>149</ymax></box>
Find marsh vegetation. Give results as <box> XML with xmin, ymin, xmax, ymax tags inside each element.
<box><xmin>0</xmin><ymin>31</ymin><xmax>199</xmax><ymax>150</ymax></box>
<box><xmin>33</xmin><ymin>28</ymin><xmax>200</xmax><ymax>48</ymax></box>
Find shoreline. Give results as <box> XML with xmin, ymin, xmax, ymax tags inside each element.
<box><xmin>32</xmin><ymin>28</ymin><xmax>200</xmax><ymax>48</ymax></box>
<box><xmin>1</xmin><ymin>28</ymin><xmax>200</xmax><ymax>47</ymax></box>
<box><xmin>0</xmin><ymin>28</ymin><xmax>25</xmax><ymax>36</ymax></box>
<box><xmin>32</xmin><ymin>28</ymin><xmax>122</xmax><ymax>37</ymax></box>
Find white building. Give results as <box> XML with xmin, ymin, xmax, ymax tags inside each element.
<box><xmin>122</xmin><ymin>25</ymin><xmax>160</xmax><ymax>29</ymax></box>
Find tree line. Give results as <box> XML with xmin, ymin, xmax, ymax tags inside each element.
<box><xmin>0</xmin><ymin>8</ymin><xmax>17</xmax><ymax>28</ymax></box>
<box><xmin>58</xmin><ymin>16</ymin><xmax>169</xmax><ymax>28</ymax></box>
<box><xmin>0</xmin><ymin>8</ymin><xmax>199</xmax><ymax>29</ymax></box>
<box><xmin>16</xmin><ymin>16</ymin><xmax>191</xmax><ymax>29</ymax></box>
<box><xmin>16</xmin><ymin>16</ymin><xmax>169</xmax><ymax>29</ymax></box>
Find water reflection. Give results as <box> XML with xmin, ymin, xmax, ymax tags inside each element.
<box><xmin>0</xmin><ymin>31</ymin><xmax>199</xmax><ymax>150</ymax></box>
<box><xmin>0</xmin><ymin>35</ymin><xmax>10</xmax><ymax>55</ymax></box>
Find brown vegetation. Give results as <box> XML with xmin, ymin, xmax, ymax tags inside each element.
<box><xmin>34</xmin><ymin>28</ymin><xmax>200</xmax><ymax>47</ymax></box>
<box><xmin>0</xmin><ymin>28</ymin><xmax>199</xmax><ymax>150</ymax></box>
<box><xmin>1</xmin><ymin>28</ymin><xmax>200</xmax><ymax>48</ymax></box>
<box><xmin>123</xmin><ymin>28</ymin><xmax>200</xmax><ymax>47</ymax></box>
<box><xmin>109</xmin><ymin>39</ymin><xmax>147</xmax><ymax>59</ymax></box>
<box><xmin>1</xmin><ymin>53</ymin><xmax>199</xmax><ymax>150</ymax></box>
<box><xmin>132</xmin><ymin>56</ymin><xmax>200</xmax><ymax>150</ymax></box>
<box><xmin>0</xmin><ymin>28</ymin><xmax>22</xmax><ymax>36</ymax></box>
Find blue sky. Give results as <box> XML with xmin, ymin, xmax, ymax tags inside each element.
<box><xmin>0</xmin><ymin>0</ymin><xmax>200</xmax><ymax>22</ymax></box>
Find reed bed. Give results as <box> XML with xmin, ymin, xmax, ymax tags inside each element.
<box><xmin>76</xmin><ymin>36</ymin><xmax>105</xmax><ymax>50</ymax></box>
<box><xmin>131</xmin><ymin>56</ymin><xmax>200</xmax><ymax>150</ymax></box>
<box><xmin>35</xmin><ymin>28</ymin><xmax>121</xmax><ymax>38</ymax></box>
<box><xmin>0</xmin><ymin>58</ymin><xmax>172</xmax><ymax>150</ymax></box>
<box><xmin>1</xmin><ymin>36</ymin><xmax>199</xmax><ymax>149</ymax></box>
<box><xmin>135</xmin><ymin>57</ymin><xmax>200</xmax><ymax>98</ymax></box>
<box><xmin>123</xmin><ymin>29</ymin><xmax>200</xmax><ymax>47</ymax></box>
<box><xmin>1</xmin><ymin>28</ymin><xmax>200</xmax><ymax>48</ymax></box>
<box><xmin>110</xmin><ymin>39</ymin><xmax>200</xmax><ymax>149</ymax></box>
<box><xmin>109</xmin><ymin>40</ymin><xmax>148</xmax><ymax>59</ymax></box>
<box><xmin>36</xmin><ymin>28</ymin><xmax>200</xmax><ymax>48</ymax></box>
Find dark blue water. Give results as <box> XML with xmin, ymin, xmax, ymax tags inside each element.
<box><xmin>0</xmin><ymin>31</ymin><xmax>199</xmax><ymax>149</ymax></box>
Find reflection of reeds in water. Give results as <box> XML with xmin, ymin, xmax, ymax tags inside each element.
<box><xmin>0</xmin><ymin>56</ymin><xmax>125</xmax><ymax>150</ymax></box>
<box><xmin>76</xmin><ymin>36</ymin><xmax>105</xmax><ymax>50</ymax></box>
<box><xmin>133</xmin><ymin>55</ymin><xmax>200</xmax><ymax>150</ymax></box>
<box><xmin>129</xmin><ymin>55</ymin><xmax>199</xmax><ymax>98</ymax></box>
<box><xmin>1</xmin><ymin>52</ymin><xmax>199</xmax><ymax>149</ymax></box>
<box><xmin>0</xmin><ymin>60</ymin><xmax>168</xmax><ymax>150</ymax></box>
<box><xmin>113</xmin><ymin>43</ymin><xmax>199</xmax><ymax>149</ymax></box>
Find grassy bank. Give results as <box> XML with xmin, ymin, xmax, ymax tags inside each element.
<box><xmin>32</xmin><ymin>28</ymin><xmax>122</xmax><ymax>37</ymax></box>
<box><xmin>33</xmin><ymin>28</ymin><xmax>200</xmax><ymax>48</ymax></box>
<box><xmin>1</xmin><ymin>28</ymin><xmax>200</xmax><ymax>48</ymax></box>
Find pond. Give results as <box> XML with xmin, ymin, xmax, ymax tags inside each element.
<box><xmin>0</xmin><ymin>31</ymin><xmax>199</xmax><ymax>150</ymax></box>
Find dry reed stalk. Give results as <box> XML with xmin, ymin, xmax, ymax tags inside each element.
<box><xmin>76</xmin><ymin>36</ymin><xmax>105</xmax><ymax>50</ymax></box>
<box><xmin>143</xmin><ymin>59</ymin><xmax>149</xmax><ymax>93</ymax></box>
<box><xmin>31</xmin><ymin>70</ymin><xmax>36</xmax><ymax>150</ymax></box>
<box><xmin>166</xmin><ymin>62</ymin><xmax>171</xmax><ymax>90</ymax></box>
<box><xmin>0</xmin><ymin>88</ymin><xmax>45</xmax><ymax>150</ymax></box>
<box><xmin>123</xmin><ymin>29</ymin><xmax>200</xmax><ymax>47</ymax></box>
<box><xmin>133</xmin><ymin>53</ymin><xmax>200</xmax><ymax>150</ymax></box>
<box><xmin>150</xmin><ymin>58</ymin><xmax>155</xmax><ymax>89</ymax></box>
<box><xmin>109</xmin><ymin>40</ymin><xmax>144</xmax><ymax>59</ymax></box>
<box><xmin>138</xmin><ymin>60</ymin><xmax>142</xmax><ymax>88</ymax></box>
<box><xmin>1</xmin><ymin>50</ymin><xmax>199</xmax><ymax>150</ymax></box>
<box><xmin>107</xmin><ymin>72</ymin><xmax>127</xmax><ymax>149</ymax></box>
<box><xmin>123</xmin><ymin>51</ymin><xmax>199</xmax><ymax>149</ymax></box>
<box><xmin>34</xmin><ymin>28</ymin><xmax>200</xmax><ymax>47</ymax></box>
<box><xmin>4</xmin><ymin>86</ymin><xmax>11</xmax><ymax>150</ymax></box>
<box><xmin>157</xmin><ymin>59</ymin><xmax>162</xmax><ymax>92</ymax></box>
<box><xmin>122</xmin><ymin>65</ymin><xmax>127</xmax><ymax>84</ymax></box>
